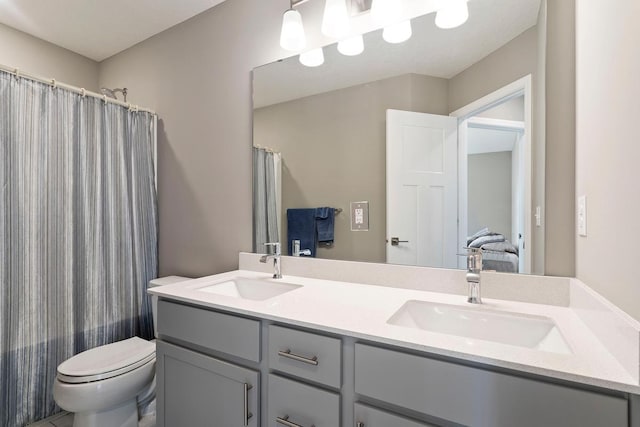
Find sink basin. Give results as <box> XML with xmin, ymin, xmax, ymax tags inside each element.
<box><xmin>387</xmin><ymin>300</ymin><xmax>572</xmax><ymax>354</ymax></box>
<box><xmin>198</xmin><ymin>277</ymin><xmax>302</xmax><ymax>301</ymax></box>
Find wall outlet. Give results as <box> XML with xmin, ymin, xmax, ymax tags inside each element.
<box><xmin>578</xmin><ymin>195</ymin><xmax>587</xmax><ymax>236</ymax></box>
<box><xmin>350</xmin><ymin>201</ymin><xmax>369</xmax><ymax>231</ymax></box>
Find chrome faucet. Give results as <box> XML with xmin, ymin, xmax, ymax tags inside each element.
<box><xmin>292</xmin><ymin>240</ymin><xmax>311</xmax><ymax>257</ymax></box>
<box><xmin>260</xmin><ymin>242</ymin><xmax>282</xmax><ymax>279</ymax></box>
<box><xmin>466</xmin><ymin>247</ymin><xmax>483</xmax><ymax>304</ymax></box>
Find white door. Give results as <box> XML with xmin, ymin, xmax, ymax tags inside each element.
<box><xmin>386</xmin><ymin>109</ymin><xmax>458</xmax><ymax>267</ymax></box>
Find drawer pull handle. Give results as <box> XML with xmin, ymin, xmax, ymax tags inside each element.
<box><xmin>276</xmin><ymin>415</ymin><xmax>315</xmax><ymax>427</ymax></box>
<box><xmin>278</xmin><ymin>349</ymin><xmax>319</xmax><ymax>366</ymax></box>
<box><xmin>243</xmin><ymin>383</ymin><xmax>253</xmax><ymax>426</ymax></box>
<box><xmin>356</xmin><ymin>423</ymin><xmax>365</xmax><ymax>427</ymax></box>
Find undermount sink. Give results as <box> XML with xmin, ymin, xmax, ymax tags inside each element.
<box><xmin>198</xmin><ymin>277</ymin><xmax>302</xmax><ymax>301</ymax></box>
<box><xmin>388</xmin><ymin>300</ymin><xmax>572</xmax><ymax>354</ymax></box>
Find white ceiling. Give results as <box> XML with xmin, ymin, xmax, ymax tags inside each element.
<box><xmin>254</xmin><ymin>0</ymin><xmax>541</xmax><ymax>108</ymax></box>
<box><xmin>0</xmin><ymin>0</ymin><xmax>228</xmax><ymax>61</ymax></box>
<box><xmin>468</xmin><ymin>127</ymin><xmax>519</xmax><ymax>155</ymax></box>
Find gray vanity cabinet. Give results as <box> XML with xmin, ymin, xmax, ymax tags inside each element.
<box><xmin>156</xmin><ymin>299</ymin><xmax>635</xmax><ymax>427</ymax></box>
<box><xmin>355</xmin><ymin>343</ymin><xmax>628</xmax><ymax>427</ymax></box>
<box><xmin>156</xmin><ymin>340</ymin><xmax>259</xmax><ymax>427</ymax></box>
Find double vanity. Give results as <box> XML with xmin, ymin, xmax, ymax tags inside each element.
<box><xmin>149</xmin><ymin>253</ymin><xmax>640</xmax><ymax>427</ymax></box>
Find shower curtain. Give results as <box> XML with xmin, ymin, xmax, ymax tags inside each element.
<box><xmin>0</xmin><ymin>71</ymin><xmax>158</xmax><ymax>426</ymax></box>
<box><xmin>253</xmin><ymin>146</ymin><xmax>281</xmax><ymax>253</ymax></box>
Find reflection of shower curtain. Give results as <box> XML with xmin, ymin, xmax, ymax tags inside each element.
<box><xmin>253</xmin><ymin>147</ymin><xmax>281</xmax><ymax>252</ymax></box>
<box><xmin>0</xmin><ymin>71</ymin><xmax>157</xmax><ymax>426</ymax></box>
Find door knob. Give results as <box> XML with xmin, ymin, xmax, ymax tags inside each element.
<box><xmin>390</xmin><ymin>237</ymin><xmax>409</xmax><ymax>246</ymax></box>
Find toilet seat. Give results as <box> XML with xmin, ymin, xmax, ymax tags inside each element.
<box><xmin>57</xmin><ymin>337</ymin><xmax>156</xmax><ymax>384</ymax></box>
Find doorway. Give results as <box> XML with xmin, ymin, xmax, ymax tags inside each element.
<box><xmin>451</xmin><ymin>75</ymin><xmax>533</xmax><ymax>274</ymax></box>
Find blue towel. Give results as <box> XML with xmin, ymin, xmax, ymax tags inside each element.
<box><xmin>316</xmin><ymin>207</ymin><xmax>335</xmax><ymax>244</ymax></box>
<box><xmin>287</xmin><ymin>209</ymin><xmax>317</xmax><ymax>257</ymax></box>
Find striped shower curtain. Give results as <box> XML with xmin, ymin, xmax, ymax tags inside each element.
<box><xmin>253</xmin><ymin>146</ymin><xmax>281</xmax><ymax>253</ymax></box>
<box><xmin>0</xmin><ymin>70</ymin><xmax>158</xmax><ymax>426</ymax></box>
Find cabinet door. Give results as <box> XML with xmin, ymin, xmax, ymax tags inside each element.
<box><xmin>157</xmin><ymin>340</ymin><xmax>259</xmax><ymax>427</ymax></box>
<box><xmin>354</xmin><ymin>403</ymin><xmax>436</xmax><ymax>427</ymax></box>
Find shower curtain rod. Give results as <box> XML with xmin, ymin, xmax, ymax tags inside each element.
<box><xmin>0</xmin><ymin>63</ymin><xmax>156</xmax><ymax>115</ymax></box>
<box><xmin>254</xmin><ymin>144</ymin><xmax>281</xmax><ymax>154</ymax></box>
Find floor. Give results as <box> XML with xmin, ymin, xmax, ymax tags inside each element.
<box><xmin>27</xmin><ymin>412</ymin><xmax>156</xmax><ymax>427</ymax></box>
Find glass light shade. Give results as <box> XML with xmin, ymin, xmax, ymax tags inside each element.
<box><xmin>370</xmin><ymin>0</ymin><xmax>403</xmax><ymax>26</ymax></box>
<box><xmin>321</xmin><ymin>0</ymin><xmax>350</xmax><ymax>39</ymax></box>
<box><xmin>280</xmin><ymin>9</ymin><xmax>306</xmax><ymax>51</ymax></box>
<box><xmin>299</xmin><ymin>48</ymin><xmax>325</xmax><ymax>67</ymax></box>
<box><xmin>383</xmin><ymin>20</ymin><xmax>412</xmax><ymax>44</ymax></box>
<box><xmin>435</xmin><ymin>0</ymin><xmax>469</xmax><ymax>29</ymax></box>
<box><xmin>337</xmin><ymin>35</ymin><xmax>364</xmax><ymax>56</ymax></box>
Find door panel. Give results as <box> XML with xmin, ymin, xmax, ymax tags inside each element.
<box><xmin>387</xmin><ymin>109</ymin><xmax>458</xmax><ymax>268</ymax></box>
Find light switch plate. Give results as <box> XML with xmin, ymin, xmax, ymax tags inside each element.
<box><xmin>350</xmin><ymin>201</ymin><xmax>369</xmax><ymax>231</ymax></box>
<box><xmin>578</xmin><ymin>195</ymin><xmax>587</xmax><ymax>236</ymax></box>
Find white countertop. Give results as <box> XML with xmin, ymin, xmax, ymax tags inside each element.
<box><xmin>149</xmin><ymin>269</ymin><xmax>639</xmax><ymax>394</ymax></box>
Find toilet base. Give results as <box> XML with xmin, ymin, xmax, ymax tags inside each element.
<box><xmin>73</xmin><ymin>400</ymin><xmax>138</xmax><ymax>427</ymax></box>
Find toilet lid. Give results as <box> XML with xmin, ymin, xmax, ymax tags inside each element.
<box><xmin>57</xmin><ymin>337</ymin><xmax>156</xmax><ymax>384</ymax></box>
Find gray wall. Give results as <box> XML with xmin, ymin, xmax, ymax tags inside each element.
<box><xmin>254</xmin><ymin>74</ymin><xmax>448</xmax><ymax>263</ymax></box>
<box><xmin>99</xmin><ymin>0</ymin><xmax>292</xmax><ymax>276</ymax></box>
<box><xmin>468</xmin><ymin>152</ymin><xmax>513</xmax><ymax>239</ymax></box>
<box><xmin>544</xmin><ymin>0</ymin><xmax>575</xmax><ymax>277</ymax></box>
<box><xmin>448</xmin><ymin>27</ymin><xmax>538</xmax><ymax>113</ymax></box>
<box><xmin>575</xmin><ymin>0</ymin><xmax>640</xmax><ymax>321</ymax></box>
<box><xmin>0</xmin><ymin>23</ymin><xmax>98</xmax><ymax>91</ymax></box>
<box><xmin>476</xmin><ymin>95</ymin><xmax>525</xmax><ymax>122</ymax></box>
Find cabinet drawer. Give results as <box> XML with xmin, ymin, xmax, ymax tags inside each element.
<box><xmin>354</xmin><ymin>403</ymin><xmax>435</xmax><ymax>427</ymax></box>
<box><xmin>355</xmin><ymin>344</ymin><xmax>628</xmax><ymax>427</ymax></box>
<box><xmin>158</xmin><ymin>300</ymin><xmax>260</xmax><ymax>362</ymax></box>
<box><xmin>268</xmin><ymin>374</ymin><xmax>340</xmax><ymax>427</ymax></box>
<box><xmin>268</xmin><ymin>325</ymin><xmax>341</xmax><ymax>388</ymax></box>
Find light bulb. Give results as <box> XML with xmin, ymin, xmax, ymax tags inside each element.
<box><xmin>383</xmin><ymin>20</ymin><xmax>412</xmax><ymax>44</ymax></box>
<box><xmin>299</xmin><ymin>48</ymin><xmax>325</xmax><ymax>67</ymax></box>
<box><xmin>321</xmin><ymin>0</ymin><xmax>350</xmax><ymax>39</ymax></box>
<box><xmin>280</xmin><ymin>9</ymin><xmax>306</xmax><ymax>51</ymax></box>
<box><xmin>370</xmin><ymin>0</ymin><xmax>403</xmax><ymax>26</ymax></box>
<box><xmin>337</xmin><ymin>35</ymin><xmax>364</xmax><ymax>56</ymax></box>
<box><xmin>435</xmin><ymin>0</ymin><xmax>469</xmax><ymax>29</ymax></box>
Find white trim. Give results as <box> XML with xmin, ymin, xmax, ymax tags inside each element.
<box><xmin>467</xmin><ymin>117</ymin><xmax>525</xmax><ymax>132</ymax></box>
<box><xmin>451</xmin><ymin>75</ymin><xmax>534</xmax><ymax>274</ymax></box>
<box><xmin>450</xmin><ymin>77</ymin><xmax>529</xmax><ymax>119</ymax></box>
<box><xmin>153</xmin><ymin>114</ymin><xmax>158</xmax><ymax>191</ymax></box>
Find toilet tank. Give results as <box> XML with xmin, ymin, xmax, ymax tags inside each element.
<box><xmin>148</xmin><ymin>276</ymin><xmax>189</xmax><ymax>337</ymax></box>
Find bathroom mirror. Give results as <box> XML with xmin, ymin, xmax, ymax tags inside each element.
<box><xmin>253</xmin><ymin>0</ymin><xmax>546</xmax><ymax>275</ymax></box>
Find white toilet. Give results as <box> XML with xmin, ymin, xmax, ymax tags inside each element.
<box><xmin>53</xmin><ymin>276</ymin><xmax>188</xmax><ymax>427</ymax></box>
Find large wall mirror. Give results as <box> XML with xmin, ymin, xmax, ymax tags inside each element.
<box><xmin>253</xmin><ymin>0</ymin><xmax>547</xmax><ymax>275</ymax></box>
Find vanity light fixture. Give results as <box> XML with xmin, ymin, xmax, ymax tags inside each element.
<box><xmin>383</xmin><ymin>20</ymin><xmax>412</xmax><ymax>44</ymax></box>
<box><xmin>370</xmin><ymin>0</ymin><xmax>403</xmax><ymax>26</ymax></box>
<box><xmin>371</xmin><ymin>0</ymin><xmax>412</xmax><ymax>44</ymax></box>
<box><xmin>321</xmin><ymin>0</ymin><xmax>351</xmax><ymax>38</ymax></box>
<box><xmin>435</xmin><ymin>0</ymin><xmax>469</xmax><ymax>29</ymax></box>
<box><xmin>280</xmin><ymin>5</ymin><xmax>306</xmax><ymax>51</ymax></box>
<box><xmin>299</xmin><ymin>47</ymin><xmax>325</xmax><ymax>67</ymax></box>
<box><xmin>337</xmin><ymin>34</ymin><xmax>364</xmax><ymax>56</ymax></box>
